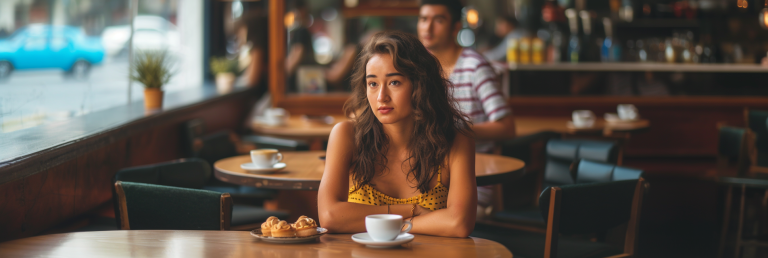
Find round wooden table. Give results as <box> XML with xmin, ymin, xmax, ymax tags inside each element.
<box><xmin>251</xmin><ymin>115</ymin><xmax>347</xmax><ymax>150</ymax></box>
<box><xmin>515</xmin><ymin>116</ymin><xmax>650</xmax><ymax>137</ymax></box>
<box><xmin>0</xmin><ymin>230</ymin><xmax>513</xmax><ymax>258</ymax></box>
<box><xmin>214</xmin><ymin>151</ymin><xmax>526</xmax><ymax>190</ymax></box>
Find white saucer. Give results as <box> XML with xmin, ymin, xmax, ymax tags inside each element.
<box><xmin>351</xmin><ymin>233</ymin><xmax>414</xmax><ymax>248</ymax></box>
<box><xmin>240</xmin><ymin>163</ymin><xmax>286</xmax><ymax>174</ymax></box>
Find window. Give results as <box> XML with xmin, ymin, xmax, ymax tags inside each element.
<box><xmin>0</xmin><ymin>0</ymin><xmax>203</xmax><ymax>133</ymax></box>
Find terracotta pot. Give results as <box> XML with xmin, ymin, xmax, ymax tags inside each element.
<box><xmin>216</xmin><ymin>73</ymin><xmax>236</xmax><ymax>93</ymax></box>
<box><xmin>143</xmin><ymin>88</ymin><xmax>164</xmax><ymax>109</ymax></box>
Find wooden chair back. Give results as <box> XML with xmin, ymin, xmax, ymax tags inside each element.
<box><xmin>541</xmin><ymin>178</ymin><xmax>646</xmax><ymax>258</ymax></box>
<box><xmin>114</xmin><ymin>181</ymin><xmax>232</xmax><ymax>230</ymax></box>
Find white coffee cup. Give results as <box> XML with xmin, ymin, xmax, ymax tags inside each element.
<box><xmin>365</xmin><ymin>214</ymin><xmax>413</xmax><ymax>242</ymax></box>
<box><xmin>572</xmin><ymin>110</ymin><xmax>596</xmax><ymax>128</ymax></box>
<box><xmin>250</xmin><ymin>149</ymin><xmax>283</xmax><ymax>168</ymax></box>
<box><xmin>617</xmin><ymin>104</ymin><xmax>638</xmax><ymax>120</ymax></box>
<box><xmin>264</xmin><ymin>108</ymin><xmax>289</xmax><ymax>126</ymax></box>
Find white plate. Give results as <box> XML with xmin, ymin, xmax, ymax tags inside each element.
<box><xmin>250</xmin><ymin>227</ymin><xmax>327</xmax><ymax>243</ymax></box>
<box><xmin>240</xmin><ymin>163</ymin><xmax>286</xmax><ymax>174</ymax></box>
<box><xmin>351</xmin><ymin>232</ymin><xmax>414</xmax><ymax>248</ymax></box>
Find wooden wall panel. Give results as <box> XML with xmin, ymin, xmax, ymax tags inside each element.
<box><xmin>0</xmin><ymin>140</ymin><xmax>128</xmax><ymax>241</ymax></box>
<box><xmin>0</xmin><ymin>90</ymin><xmax>256</xmax><ymax>242</ymax></box>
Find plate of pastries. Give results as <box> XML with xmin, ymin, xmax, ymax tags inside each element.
<box><xmin>250</xmin><ymin>215</ymin><xmax>327</xmax><ymax>243</ymax></box>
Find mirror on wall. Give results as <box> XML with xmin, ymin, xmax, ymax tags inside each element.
<box><xmin>281</xmin><ymin>0</ymin><xmax>418</xmax><ymax>95</ymax></box>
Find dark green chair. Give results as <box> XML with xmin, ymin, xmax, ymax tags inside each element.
<box><xmin>490</xmin><ymin>140</ymin><xmax>619</xmax><ymax>229</ymax></box>
<box><xmin>114</xmin><ymin>181</ymin><xmax>232</xmax><ymax>230</ymax></box>
<box><xmin>544</xmin><ymin>140</ymin><xmax>619</xmax><ymax>186</ymax></box>
<box><xmin>539</xmin><ymin>179</ymin><xmax>646</xmax><ymax>258</ymax></box>
<box><xmin>716</xmin><ymin>125</ymin><xmax>752</xmax><ymax>176</ymax></box>
<box><xmin>573</xmin><ymin>159</ymin><xmax>643</xmax><ymax>184</ymax></box>
<box><xmin>114</xmin><ymin>158</ymin><xmax>288</xmax><ymax>230</ymax></box>
<box><xmin>745</xmin><ymin>109</ymin><xmax>768</xmax><ymax>167</ymax></box>
<box><xmin>471</xmin><ymin>179</ymin><xmax>646</xmax><ymax>258</ymax></box>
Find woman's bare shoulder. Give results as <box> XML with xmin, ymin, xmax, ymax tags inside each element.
<box><xmin>451</xmin><ymin>131</ymin><xmax>475</xmax><ymax>153</ymax></box>
<box><xmin>329</xmin><ymin>120</ymin><xmax>355</xmax><ymax>148</ymax></box>
<box><xmin>331</xmin><ymin>120</ymin><xmax>355</xmax><ymax>136</ymax></box>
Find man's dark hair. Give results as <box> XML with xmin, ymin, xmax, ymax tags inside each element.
<box><xmin>420</xmin><ymin>0</ymin><xmax>464</xmax><ymax>24</ymax></box>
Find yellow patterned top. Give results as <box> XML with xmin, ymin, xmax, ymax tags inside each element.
<box><xmin>348</xmin><ymin>170</ymin><xmax>448</xmax><ymax>211</ymax></box>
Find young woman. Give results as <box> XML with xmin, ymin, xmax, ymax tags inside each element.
<box><xmin>318</xmin><ymin>31</ymin><xmax>477</xmax><ymax>238</ymax></box>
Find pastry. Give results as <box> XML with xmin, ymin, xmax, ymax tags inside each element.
<box><xmin>294</xmin><ymin>216</ymin><xmax>318</xmax><ymax>237</ymax></box>
<box><xmin>271</xmin><ymin>220</ymin><xmax>296</xmax><ymax>238</ymax></box>
<box><xmin>260</xmin><ymin>216</ymin><xmax>279</xmax><ymax>237</ymax></box>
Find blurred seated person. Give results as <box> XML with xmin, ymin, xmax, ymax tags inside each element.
<box><xmin>326</xmin><ymin>28</ymin><xmax>380</xmax><ymax>91</ymax></box>
<box><xmin>318</xmin><ymin>31</ymin><xmax>477</xmax><ymax>237</ymax></box>
<box><xmin>285</xmin><ymin>0</ymin><xmax>317</xmax><ymax>92</ymax></box>
<box><xmin>418</xmin><ymin>0</ymin><xmax>516</xmax><ymax>220</ymax></box>
<box><xmin>482</xmin><ymin>15</ymin><xmax>524</xmax><ymax>62</ymax></box>
<box><xmin>234</xmin><ymin>14</ymin><xmax>267</xmax><ymax>88</ymax></box>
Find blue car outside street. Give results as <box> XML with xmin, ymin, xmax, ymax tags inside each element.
<box><xmin>0</xmin><ymin>24</ymin><xmax>105</xmax><ymax>79</ymax></box>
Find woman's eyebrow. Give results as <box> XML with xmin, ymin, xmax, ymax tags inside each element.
<box><xmin>366</xmin><ymin>73</ymin><xmax>403</xmax><ymax>78</ymax></box>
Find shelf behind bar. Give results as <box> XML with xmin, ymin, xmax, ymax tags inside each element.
<box><xmin>508</xmin><ymin>62</ymin><xmax>768</xmax><ymax>73</ymax></box>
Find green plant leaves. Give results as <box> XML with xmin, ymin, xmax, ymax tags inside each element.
<box><xmin>130</xmin><ymin>50</ymin><xmax>175</xmax><ymax>89</ymax></box>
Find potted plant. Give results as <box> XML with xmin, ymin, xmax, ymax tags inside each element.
<box><xmin>130</xmin><ymin>50</ymin><xmax>174</xmax><ymax>109</ymax></box>
<box><xmin>210</xmin><ymin>56</ymin><xmax>238</xmax><ymax>93</ymax></box>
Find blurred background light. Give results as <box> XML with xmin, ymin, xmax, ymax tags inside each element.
<box><xmin>284</xmin><ymin>11</ymin><xmax>295</xmax><ymax>28</ymax></box>
<box><xmin>466</xmin><ymin>8</ymin><xmax>479</xmax><ymax>29</ymax></box>
<box><xmin>762</xmin><ymin>8</ymin><xmax>768</xmax><ymax>28</ymax></box>
<box><xmin>457</xmin><ymin>28</ymin><xmax>475</xmax><ymax>47</ymax></box>
<box><xmin>313</xmin><ymin>35</ymin><xmax>333</xmax><ymax>65</ymax></box>
<box><xmin>345</xmin><ymin>0</ymin><xmax>359</xmax><ymax>8</ymax></box>
<box><xmin>231</xmin><ymin>0</ymin><xmax>243</xmax><ymax>19</ymax></box>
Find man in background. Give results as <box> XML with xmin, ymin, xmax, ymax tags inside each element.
<box><xmin>417</xmin><ymin>0</ymin><xmax>516</xmax><ymax>218</ymax></box>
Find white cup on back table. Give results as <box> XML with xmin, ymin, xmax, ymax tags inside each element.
<box><xmin>250</xmin><ymin>149</ymin><xmax>283</xmax><ymax>168</ymax></box>
<box><xmin>572</xmin><ymin>110</ymin><xmax>596</xmax><ymax>128</ymax></box>
<box><xmin>264</xmin><ymin>107</ymin><xmax>289</xmax><ymax>126</ymax></box>
<box><xmin>617</xmin><ymin>104</ymin><xmax>638</xmax><ymax>120</ymax></box>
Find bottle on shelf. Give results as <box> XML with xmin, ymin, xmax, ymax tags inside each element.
<box><xmin>519</xmin><ymin>37</ymin><xmax>532</xmax><ymax>64</ymax></box>
<box><xmin>601</xmin><ymin>18</ymin><xmax>621</xmax><ymax>62</ymax></box>
<box><xmin>620</xmin><ymin>0</ymin><xmax>634</xmax><ymax>22</ymax></box>
<box><xmin>625</xmin><ymin>40</ymin><xmax>637</xmax><ymax>62</ymax></box>
<box><xmin>637</xmin><ymin>39</ymin><xmax>648</xmax><ymax>62</ymax></box>
<box><xmin>664</xmin><ymin>39</ymin><xmax>675</xmax><ymax>63</ymax></box>
<box><xmin>506</xmin><ymin>38</ymin><xmax>519</xmax><ymax>67</ymax></box>
<box><xmin>565</xmin><ymin>8</ymin><xmax>580</xmax><ymax>63</ymax></box>
<box><xmin>579</xmin><ymin>10</ymin><xmax>600</xmax><ymax>62</ymax></box>
<box><xmin>547</xmin><ymin>23</ymin><xmax>563</xmax><ymax>63</ymax></box>
<box><xmin>532</xmin><ymin>37</ymin><xmax>545</xmax><ymax>64</ymax></box>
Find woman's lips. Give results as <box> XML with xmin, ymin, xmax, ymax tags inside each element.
<box><xmin>378</xmin><ymin>107</ymin><xmax>394</xmax><ymax>114</ymax></box>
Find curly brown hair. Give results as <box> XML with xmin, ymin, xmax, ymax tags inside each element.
<box><xmin>343</xmin><ymin>31</ymin><xmax>472</xmax><ymax>193</ymax></box>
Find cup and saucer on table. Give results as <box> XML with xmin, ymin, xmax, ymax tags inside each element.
<box><xmin>605</xmin><ymin>104</ymin><xmax>640</xmax><ymax>124</ymax></box>
<box><xmin>255</xmin><ymin>108</ymin><xmax>289</xmax><ymax>127</ymax></box>
<box><xmin>568</xmin><ymin>110</ymin><xmax>597</xmax><ymax>129</ymax></box>
<box><xmin>241</xmin><ymin>149</ymin><xmax>286</xmax><ymax>174</ymax></box>
<box><xmin>352</xmin><ymin>214</ymin><xmax>415</xmax><ymax>248</ymax></box>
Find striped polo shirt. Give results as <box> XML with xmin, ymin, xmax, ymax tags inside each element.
<box><xmin>449</xmin><ymin>48</ymin><xmax>512</xmax><ymax>153</ymax></box>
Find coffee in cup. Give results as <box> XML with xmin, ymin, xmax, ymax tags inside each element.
<box><xmin>250</xmin><ymin>149</ymin><xmax>283</xmax><ymax>168</ymax></box>
<box><xmin>365</xmin><ymin>214</ymin><xmax>413</xmax><ymax>242</ymax></box>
